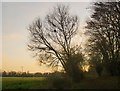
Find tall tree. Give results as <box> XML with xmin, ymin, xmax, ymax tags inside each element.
<box><xmin>86</xmin><ymin>1</ymin><xmax>120</xmax><ymax>76</ymax></box>
<box><xmin>28</xmin><ymin>5</ymin><xmax>84</xmax><ymax>82</ymax></box>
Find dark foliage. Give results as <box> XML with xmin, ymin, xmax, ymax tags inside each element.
<box><xmin>86</xmin><ymin>1</ymin><xmax>120</xmax><ymax>76</ymax></box>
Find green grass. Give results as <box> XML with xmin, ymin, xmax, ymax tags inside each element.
<box><xmin>2</xmin><ymin>77</ymin><xmax>49</xmax><ymax>89</ymax></box>
<box><xmin>2</xmin><ymin>76</ymin><xmax>120</xmax><ymax>89</ymax></box>
<box><xmin>0</xmin><ymin>77</ymin><xmax>2</xmax><ymax>90</ymax></box>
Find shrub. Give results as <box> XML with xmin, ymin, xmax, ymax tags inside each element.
<box><xmin>48</xmin><ymin>76</ymin><xmax>72</xmax><ymax>89</ymax></box>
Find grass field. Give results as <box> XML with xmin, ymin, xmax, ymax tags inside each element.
<box><xmin>2</xmin><ymin>77</ymin><xmax>49</xmax><ymax>89</ymax></box>
<box><xmin>2</xmin><ymin>76</ymin><xmax>120</xmax><ymax>89</ymax></box>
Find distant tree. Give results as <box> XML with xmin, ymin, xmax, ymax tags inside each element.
<box><xmin>34</xmin><ymin>72</ymin><xmax>42</xmax><ymax>77</ymax></box>
<box><xmin>86</xmin><ymin>1</ymin><xmax>120</xmax><ymax>76</ymax></box>
<box><xmin>28</xmin><ymin>5</ymin><xmax>84</xmax><ymax>82</ymax></box>
<box><xmin>2</xmin><ymin>71</ymin><xmax>7</xmax><ymax>77</ymax></box>
<box><xmin>7</xmin><ymin>71</ymin><xmax>17</xmax><ymax>77</ymax></box>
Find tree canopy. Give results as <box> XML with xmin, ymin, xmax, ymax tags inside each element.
<box><xmin>86</xmin><ymin>1</ymin><xmax>120</xmax><ymax>76</ymax></box>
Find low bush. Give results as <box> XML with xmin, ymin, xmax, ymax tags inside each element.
<box><xmin>48</xmin><ymin>76</ymin><xmax>72</xmax><ymax>89</ymax></box>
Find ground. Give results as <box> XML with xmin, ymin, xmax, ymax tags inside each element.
<box><xmin>2</xmin><ymin>76</ymin><xmax>120</xmax><ymax>89</ymax></box>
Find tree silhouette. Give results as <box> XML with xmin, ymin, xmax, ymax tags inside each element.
<box><xmin>90</xmin><ymin>54</ymin><xmax>103</xmax><ymax>76</ymax></box>
<box><xmin>86</xmin><ymin>1</ymin><xmax>120</xmax><ymax>76</ymax></box>
<box><xmin>28</xmin><ymin>5</ymin><xmax>84</xmax><ymax>82</ymax></box>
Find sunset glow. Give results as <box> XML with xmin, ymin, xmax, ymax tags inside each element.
<box><xmin>2</xmin><ymin>2</ymin><xmax>91</xmax><ymax>73</ymax></box>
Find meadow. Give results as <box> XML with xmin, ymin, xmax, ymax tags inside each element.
<box><xmin>2</xmin><ymin>77</ymin><xmax>50</xmax><ymax>89</ymax></box>
<box><xmin>2</xmin><ymin>76</ymin><xmax>120</xmax><ymax>89</ymax></box>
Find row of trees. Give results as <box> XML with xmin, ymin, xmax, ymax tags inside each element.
<box><xmin>2</xmin><ymin>71</ymin><xmax>65</xmax><ymax>77</ymax></box>
<box><xmin>28</xmin><ymin>1</ymin><xmax>120</xmax><ymax>82</ymax></box>
<box><xmin>86</xmin><ymin>1</ymin><xmax>120</xmax><ymax>76</ymax></box>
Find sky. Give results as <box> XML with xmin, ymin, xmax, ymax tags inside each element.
<box><xmin>2</xmin><ymin>2</ymin><xmax>92</xmax><ymax>73</ymax></box>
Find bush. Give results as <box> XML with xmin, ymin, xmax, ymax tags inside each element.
<box><xmin>48</xmin><ymin>76</ymin><xmax>72</xmax><ymax>89</ymax></box>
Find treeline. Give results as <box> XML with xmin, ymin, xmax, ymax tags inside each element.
<box><xmin>85</xmin><ymin>1</ymin><xmax>120</xmax><ymax>77</ymax></box>
<box><xmin>1</xmin><ymin>71</ymin><xmax>65</xmax><ymax>77</ymax></box>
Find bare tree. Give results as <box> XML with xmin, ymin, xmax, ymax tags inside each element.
<box><xmin>86</xmin><ymin>1</ymin><xmax>120</xmax><ymax>76</ymax></box>
<box><xmin>28</xmin><ymin>5</ymin><xmax>84</xmax><ymax>82</ymax></box>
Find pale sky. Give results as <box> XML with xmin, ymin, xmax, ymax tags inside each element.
<box><xmin>2</xmin><ymin>2</ymin><xmax>92</xmax><ymax>73</ymax></box>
